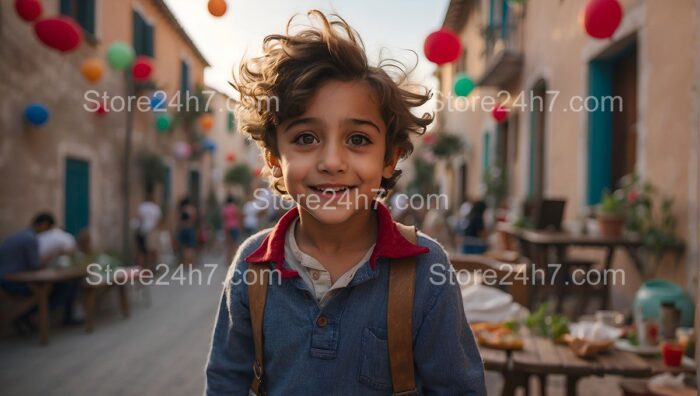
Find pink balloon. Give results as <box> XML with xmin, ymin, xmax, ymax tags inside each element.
<box><xmin>582</xmin><ymin>0</ymin><xmax>623</xmax><ymax>39</ymax></box>
<box><xmin>34</xmin><ymin>16</ymin><xmax>83</xmax><ymax>53</ymax></box>
<box><xmin>424</xmin><ymin>29</ymin><xmax>462</xmax><ymax>65</ymax></box>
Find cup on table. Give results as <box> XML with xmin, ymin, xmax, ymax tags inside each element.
<box><xmin>595</xmin><ymin>310</ymin><xmax>624</xmax><ymax>327</ymax></box>
<box><xmin>661</xmin><ymin>342</ymin><xmax>684</xmax><ymax>367</ymax></box>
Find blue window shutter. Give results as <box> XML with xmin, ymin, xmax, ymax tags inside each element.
<box><xmin>133</xmin><ymin>10</ymin><xmax>144</xmax><ymax>56</ymax></box>
<box><xmin>483</xmin><ymin>132</ymin><xmax>491</xmax><ymax>171</ymax></box>
<box><xmin>79</xmin><ymin>0</ymin><xmax>95</xmax><ymax>35</ymax></box>
<box><xmin>227</xmin><ymin>112</ymin><xmax>235</xmax><ymax>132</ymax></box>
<box><xmin>163</xmin><ymin>166</ymin><xmax>171</xmax><ymax>208</ymax></box>
<box><xmin>587</xmin><ymin>60</ymin><xmax>614</xmax><ymax>205</ymax></box>
<box><xmin>144</xmin><ymin>23</ymin><xmax>154</xmax><ymax>57</ymax></box>
<box><xmin>528</xmin><ymin>108</ymin><xmax>536</xmax><ymax>197</ymax></box>
<box><xmin>60</xmin><ymin>0</ymin><xmax>72</xmax><ymax>16</ymax></box>
<box><xmin>180</xmin><ymin>61</ymin><xmax>190</xmax><ymax>93</ymax></box>
<box><xmin>64</xmin><ymin>159</ymin><xmax>90</xmax><ymax>236</ymax></box>
<box><xmin>501</xmin><ymin>0</ymin><xmax>508</xmax><ymax>39</ymax></box>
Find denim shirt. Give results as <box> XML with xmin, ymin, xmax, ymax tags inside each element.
<box><xmin>205</xmin><ymin>204</ymin><xmax>487</xmax><ymax>395</ymax></box>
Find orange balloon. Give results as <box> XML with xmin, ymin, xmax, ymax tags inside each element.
<box><xmin>208</xmin><ymin>0</ymin><xmax>227</xmax><ymax>17</ymax></box>
<box><xmin>199</xmin><ymin>114</ymin><xmax>214</xmax><ymax>131</ymax></box>
<box><xmin>81</xmin><ymin>58</ymin><xmax>104</xmax><ymax>83</ymax></box>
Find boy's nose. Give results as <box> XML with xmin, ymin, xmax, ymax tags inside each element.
<box><xmin>317</xmin><ymin>140</ymin><xmax>348</xmax><ymax>174</ymax></box>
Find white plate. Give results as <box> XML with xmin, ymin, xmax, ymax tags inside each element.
<box><xmin>615</xmin><ymin>339</ymin><xmax>660</xmax><ymax>355</ymax></box>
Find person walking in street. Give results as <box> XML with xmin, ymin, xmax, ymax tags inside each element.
<box><xmin>176</xmin><ymin>197</ymin><xmax>197</xmax><ymax>266</ymax></box>
<box><xmin>136</xmin><ymin>192</ymin><xmax>162</xmax><ymax>270</ymax></box>
<box><xmin>221</xmin><ymin>195</ymin><xmax>241</xmax><ymax>265</ymax></box>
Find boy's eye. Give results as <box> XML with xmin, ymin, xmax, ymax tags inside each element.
<box><xmin>293</xmin><ymin>133</ymin><xmax>318</xmax><ymax>145</ymax></box>
<box><xmin>348</xmin><ymin>134</ymin><xmax>371</xmax><ymax>146</ymax></box>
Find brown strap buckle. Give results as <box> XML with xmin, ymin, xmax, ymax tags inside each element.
<box><xmin>393</xmin><ymin>389</ymin><xmax>419</xmax><ymax>396</ymax></box>
<box><xmin>253</xmin><ymin>360</ymin><xmax>263</xmax><ymax>380</ymax></box>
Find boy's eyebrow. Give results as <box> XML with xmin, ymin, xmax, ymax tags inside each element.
<box><xmin>347</xmin><ymin>118</ymin><xmax>382</xmax><ymax>134</ymax></box>
<box><xmin>283</xmin><ymin>117</ymin><xmax>383</xmax><ymax>134</ymax></box>
<box><xmin>284</xmin><ymin>117</ymin><xmax>318</xmax><ymax>132</ymax></box>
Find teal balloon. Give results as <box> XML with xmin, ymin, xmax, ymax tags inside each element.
<box><xmin>107</xmin><ymin>42</ymin><xmax>135</xmax><ymax>71</ymax></box>
<box><xmin>155</xmin><ymin>114</ymin><xmax>172</xmax><ymax>132</ymax></box>
<box><xmin>454</xmin><ymin>73</ymin><xmax>475</xmax><ymax>97</ymax></box>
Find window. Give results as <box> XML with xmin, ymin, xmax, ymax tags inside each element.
<box><xmin>133</xmin><ymin>10</ymin><xmax>154</xmax><ymax>57</ymax></box>
<box><xmin>180</xmin><ymin>60</ymin><xmax>190</xmax><ymax>94</ymax></box>
<box><xmin>60</xmin><ymin>0</ymin><xmax>95</xmax><ymax>36</ymax></box>
<box><xmin>227</xmin><ymin>112</ymin><xmax>235</xmax><ymax>132</ymax></box>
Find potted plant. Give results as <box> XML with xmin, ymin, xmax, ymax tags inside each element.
<box><xmin>597</xmin><ymin>189</ymin><xmax>625</xmax><ymax>237</ymax></box>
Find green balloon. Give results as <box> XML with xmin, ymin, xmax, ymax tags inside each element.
<box><xmin>454</xmin><ymin>73</ymin><xmax>475</xmax><ymax>97</ymax></box>
<box><xmin>155</xmin><ymin>114</ymin><xmax>172</xmax><ymax>132</ymax></box>
<box><xmin>107</xmin><ymin>42</ymin><xmax>135</xmax><ymax>71</ymax></box>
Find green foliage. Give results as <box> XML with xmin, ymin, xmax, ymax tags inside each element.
<box><xmin>137</xmin><ymin>150</ymin><xmax>166</xmax><ymax>194</ymax></box>
<box><xmin>408</xmin><ymin>155</ymin><xmax>437</xmax><ymax>196</ymax></box>
<box><xmin>224</xmin><ymin>163</ymin><xmax>253</xmax><ymax>191</ymax></box>
<box><xmin>430</xmin><ymin>133</ymin><xmax>463</xmax><ymax>158</ymax></box>
<box><xmin>599</xmin><ymin>189</ymin><xmax>625</xmax><ymax>215</ymax></box>
<box><xmin>525</xmin><ymin>304</ymin><xmax>570</xmax><ymax>341</ymax></box>
<box><xmin>204</xmin><ymin>188</ymin><xmax>221</xmax><ymax>231</ymax></box>
<box><xmin>482</xmin><ymin>165</ymin><xmax>506</xmax><ymax>208</ymax></box>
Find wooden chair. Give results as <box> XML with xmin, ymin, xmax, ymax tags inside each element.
<box><xmin>0</xmin><ymin>288</ymin><xmax>37</xmax><ymax>335</ymax></box>
<box><xmin>448</xmin><ymin>252</ymin><xmax>530</xmax><ymax>308</ymax></box>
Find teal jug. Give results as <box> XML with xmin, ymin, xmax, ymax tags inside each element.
<box><xmin>633</xmin><ymin>279</ymin><xmax>695</xmax><ymax>327</ymax></box>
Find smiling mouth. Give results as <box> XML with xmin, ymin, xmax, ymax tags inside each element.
<box><xmin>309</xmin><ymin>185</ymin><xmax>357</xmax><ymax>194</ymax></box>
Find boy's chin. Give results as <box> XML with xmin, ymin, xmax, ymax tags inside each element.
<box><xmin>302</xmin><ymin>205</ymin><xmax>365</xmax><ymax>225</ymax></box>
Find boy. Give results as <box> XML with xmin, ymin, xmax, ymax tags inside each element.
<box><xmin>206</xmin><ymin>10</ymin><xmax>486</xmax><ymax>395</ymax></box>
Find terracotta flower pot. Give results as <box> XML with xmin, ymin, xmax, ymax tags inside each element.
<box><xmin>597</xmin><ymin>213</ymin><xmax>624</xmax><ymax>237</ymax></box>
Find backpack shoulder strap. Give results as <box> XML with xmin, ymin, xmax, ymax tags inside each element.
<box><xmin>247</xmin><ymin>264</ymin><xmax>269</xmax><ymax>396</ymax></box>
<box><xmin>388</xmin><ymin>222</ymin><xmax>419</xmax><ymax>396</ymax></box>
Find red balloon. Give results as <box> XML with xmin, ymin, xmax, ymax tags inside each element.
<box><xmin>95</xmin><ymin>103</ymin><xmax>108</xmax><ymax>116</ymax></box>
<box><xmin>132</xmin><ymin>56</ymin><xmax>153</xmax><ymax>81</ymax></box>
<box><xmin>424</xmin><ymin>29</ymin><xmax>462</xmax><ymax>65</ymax></box>
<box><xmin>492</xmin><ymin>104</ymin><xmax>509</xmax><ymax>123</ymax></box>
<box><xmin>34</xmin><ymin>17</ymin><xmax>82</xmax><ymax>53</ymax></box>
<box><xmin>15</xmin><ymin>0</ymin><xmax>42</xmax><ymax>22</ymax></box>
<box><xmin>226</xmin><ymin>153</ymin><xmax>236</xmax><ymax>162</ymax></box>
<box><xmin>582</xmin><ymin>0</ymin><xmax>623</xmax><ymax>39</ymax></box>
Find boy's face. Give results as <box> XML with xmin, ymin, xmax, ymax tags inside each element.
<box><xmin>270</xmin><ymin>79</ymin><xmax>399</xmax><ymax>225</ymax></box>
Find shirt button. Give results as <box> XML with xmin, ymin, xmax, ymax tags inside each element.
<box><xmin>311</xmin><ymin>271</ymin><xmax>320</xmax><ymax>280</ymax></box>
<box><xmin>316</xmin><ymin>315</ymin><xmax>328</xmax><ymax>327</ymax></box>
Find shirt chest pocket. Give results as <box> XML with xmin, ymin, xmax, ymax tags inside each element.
<box><xmin>358</xmin><ymin>327</ymin><xmax>392</xmax><ymax>391</ymax></box>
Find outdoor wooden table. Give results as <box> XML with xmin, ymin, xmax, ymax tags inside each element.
<box><xmin>479</xmin><ymin>332</ymin><xmax>697</xmax><ymax>396</ymax></box>
<box><xmin>4</xmin><ymin>266</ymin><xmax>87</xmax><ymax>345</ymax></box>
<box><xmin>496</xmin><ymin>224</ymin><xmax>685</xmax><ymax>310</ymax></box>
<box><xmin>83</xmin><ymin>266</ymin><xmax>144</xmax><ymax>333</ymax></box>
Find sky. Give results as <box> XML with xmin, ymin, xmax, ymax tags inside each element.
<box><xmin>163</xmin><ymin>0</ymin><xmax>451</xmax><ymax>100</ymax></box>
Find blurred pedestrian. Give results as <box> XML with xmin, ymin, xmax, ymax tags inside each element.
<box><xmin>221</xmin><ymin>195</ymin><xmax>241</xmax><ymax>264</ymax></box>
<box><xmin>177</xmin><ymin>197</ymin><xmax>197</xmax><ymax>266</ymax></box>
<box><xmin>136</xmin><ymin>192</ymin><xmax>162</xmax><ymax>270</ymax></box>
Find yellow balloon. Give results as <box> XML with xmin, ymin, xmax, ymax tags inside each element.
<box><xmin>208</xmin><ymin>0</ymin><xmax>227</xmax><ymax>17</ymax></box>
<box><xmin>81</xmin><ymin>58</ymin><xmax>104</xmax><ymax>84</ymax></box>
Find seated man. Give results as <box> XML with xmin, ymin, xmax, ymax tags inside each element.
<box><xmin>0</xmin><ymin>213</ymin><xmax>81</xmax><ymax>332</ymax></box>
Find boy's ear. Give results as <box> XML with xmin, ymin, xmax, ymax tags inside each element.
<box><xmin>264</xmin><ymin>150</ymin><xmax>281</xmax><ymax>168</ymax></box>
<box><xmin>382</xmin><ymin>148</ymin><xmax>402</xmax><ymax>179</ymax></box>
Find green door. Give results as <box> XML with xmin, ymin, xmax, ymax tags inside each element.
<box><xmin>65</xmin><ymin>158</ymin><xmax>90</xmax><ymax>236</ymax></box>
<box><xmin>188</xmin><ymin>169</ymin><xmax>201</xmax><ymax>208</ymax></box>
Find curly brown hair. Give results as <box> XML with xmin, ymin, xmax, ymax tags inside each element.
<box><xmin>233</xmin><ymin>10</ymin><xmax>433</xmax><ymax>196</ymax></box>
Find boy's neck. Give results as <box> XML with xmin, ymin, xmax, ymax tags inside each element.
<box><xmin>295</xmin><ymin>207</ymin><xmax>377</xmax><ymax>256</ymax></box>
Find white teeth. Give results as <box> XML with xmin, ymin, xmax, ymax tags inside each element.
<box><xmin>314</xmin><ymin>186</ymin><xmax>350</xmax><ymax>193</ymax></box>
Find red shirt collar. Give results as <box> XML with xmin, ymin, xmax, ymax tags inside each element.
<box><xmin>245</xmin><ymin>200</ymin><xmax>429</xmax><ymax>278</ymax></box>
